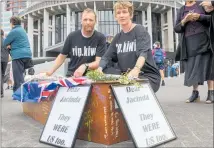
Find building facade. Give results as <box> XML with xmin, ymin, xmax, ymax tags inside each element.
<box><xmin>1</xmin><ymin>1</ymin><xmax>13</xmax><ymax>35</ymax></box>
<box><xmin>5</xmin><ymin>0</ymin><xmax>27</xmax><ymax>15</ymax></box>
<box><xmin>19</xmin><ymin>0</ymin><xmax>183</xmax><ymax>58</ymax></box>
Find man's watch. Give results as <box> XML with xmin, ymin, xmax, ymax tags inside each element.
<box><xmin>84</xmin><ymin>63</ymin><xmax>89</xmax><ymax>71</ymax></box>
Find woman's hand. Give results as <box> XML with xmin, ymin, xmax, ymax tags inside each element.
<box><xmin>181</xmin><ymin>13</ymin><xmax>193</xmax><ymax>25</ymax></box>
<box><xmin>97</xmin><ymin>67</ymin><xmax>103</xmax><ymax>74</ymax></box>
<box><xmin>191</xmin><ymin>13</ymin><xmax>200</xmax><ymax>21</ymax></box>
<box><xmin>127</xmin><ymin>67</ymin><xmax>140</xmax><ymax>79</ymax></box>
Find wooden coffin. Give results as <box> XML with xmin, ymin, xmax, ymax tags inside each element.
<box><xmin>22</xmin><ymin>82</ymin><xmax>130</xmax><ymax>145</ymax></box>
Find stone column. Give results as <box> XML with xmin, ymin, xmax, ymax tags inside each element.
<box><xmin>43</xmin><ymin>8</ymin><xmax>49</xmax><ymax>56</ymax></box>
<box><xmin>94</xmin><ymin>2</ymin><xmax>99</xmax><ymax>30</ymax></box>
<box><xmin>167</xmin><ymin>8</ymin><xmax>174</xmax><ymax>52</ymax></box>
<box><xmin>161</xmin><ymin>13</ymin><xmax>166</xmax><ymax>50</ymax></box>
<box><xmin>71</xmin><ymin>12</ymin><xmax>75</xmax><ymax>31</ymax></box>
<box><xmin>142</xmin><ymin>11</ymin><xmax>146</xmax><ymax>27</ymax></box>
<box><xmin>66</xmin><ymin>4</ymin><xmax>71</xmax><ymax>35</ymax></box>
<box><xmin>38</xmin><ymin>19</ymin><xmax>41</xmax><ymax>57</ymax></box>
<box><xmin>147</xmin><ymin>4</ymin><xmax>152</xmax><ymax>48</ymax></box>
<box><xmin>27</xmin><ymin>14</ymin><xmax>34</xmax><ymax>57</ymax></box>
<box><xmin>52</xmin><ymin>15</ymin><xmax>56</xmax><ymax>45</ymax></box>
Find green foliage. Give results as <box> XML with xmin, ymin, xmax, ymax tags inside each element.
<box><xmin>86</xmin><ymin>70</ymin><xmax>142</xmax><ymax>87</ymax></box>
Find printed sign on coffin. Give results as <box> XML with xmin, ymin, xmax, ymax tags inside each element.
<box><xmin>40</xmin><ymin>85</ymin><xmax>92</xmax><ymax>148</ymax></box>
<box><xmin>111</xmin><ymin>83</ymin><xmax>176</xmax><ymax>148</ymax></box>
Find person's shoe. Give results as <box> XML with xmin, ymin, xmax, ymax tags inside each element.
<box><xmin>1</xmin><ymin>94</ymin><xmax>4</xmax><ymax>98</ymax></box>
<box><xmin>161</xmin><ymin>80</ymin><xmax>165</xmax><ymax>86</ymax></box>
<box><xmin>5</xmin><ymin>86</ymin><xmax>9</xmax><ymax>90</ymax></box>
<box><xmin>186</xmin><ymin>90</ymin><xmax>200</xmax><ymax>103</ymax></box>
<box><xmin>205</xmin><ymin>90</ymin><xmax>214</xmax><ymax>104</ymax></box>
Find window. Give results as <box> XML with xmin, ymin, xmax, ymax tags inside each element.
<box><xmin>164</xmin><ymin>12</ymin><xmax>167</xmax><ymax>23</ymax></box>
<box><xmin>55</xmin><ymin>14</ymin><xmax>66</xmax><ymax>44</ymax></box>
<box><xmin>98</xmin><ymin>11</ymin><xmax>120</xmax><ymax>36</ymax></box>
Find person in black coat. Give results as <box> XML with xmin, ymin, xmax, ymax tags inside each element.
<box><xmin>200</xmin><ymin>1</ymin><xmax>214</xmax><ymax>103</ymax></box>
<box><xmin>174</xmin><ymin>0</ymin><xmax>213</xmax><ymax>103</ymax></box>
<box><xmin>1</xmin><ymin>29</ymin><xmax>9</xmax><ymax>98</ymax></box>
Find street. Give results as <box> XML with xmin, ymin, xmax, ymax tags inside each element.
<box><xmin>1</xmin><ymin>74</ymin><xmax>213</xmax><ymax>148</ymax></box>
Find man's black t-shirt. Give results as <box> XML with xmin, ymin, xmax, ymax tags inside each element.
<box><xmin>61</xmin><ymin>30</ymin><xmax>106</xmax><ymax>76</ymax></box>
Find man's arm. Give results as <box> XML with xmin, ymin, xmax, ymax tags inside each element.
<box><xmin>47</xmin><ymin>33</ymin><xmax>71</xmax><ymax>76</ymax></box>
<box><xmin>3</xmin><ymin>30</ymin><xmax>15</xmax><ymax>47</ymax></box>
<box><xmin>87</xmin><ymin>33</ymin><xmax>107</xmax><ymax>70</ymax></box>
<box><xmin>47</xmin><ymin>54</ymin><xmax>67</xmax><ymax>76</ymax></box>
<box><xmin>87</xmin><ymin>57</ymin><xmax>101</xmax><ymax>70</ymax></box>
<box><xmin>99</xmin><ymin>36</ymin><xmax>118</xmax><ymax>71</ymax></box>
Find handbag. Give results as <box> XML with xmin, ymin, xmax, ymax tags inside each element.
<box><xmin>24</xmin><ymin>58</ymin><xmax>34</xmax><ymax>69</ymax></box>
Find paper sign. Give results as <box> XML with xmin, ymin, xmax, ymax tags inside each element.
<box><xmin>40</xmin><ymin>85</ymin><xmax>92</xmax><ymax>148</ymax></box>
<box><xmin>111</xmin><ymin>83</ymin><xmax>176</xmax><ymax>147</ymax></box>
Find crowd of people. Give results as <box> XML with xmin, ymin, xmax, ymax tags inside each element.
<box><xmin>1</xmin><ymin>1</ymin><xmax>213</xmax><ymax>104</ymax></box>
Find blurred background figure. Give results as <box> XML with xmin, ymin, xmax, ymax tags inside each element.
<box><xmin>1</xmin><ymin>29</ymin><xmax>9</xmax><ymax>98</ymax></box>
<box><xmin>171</xmin><ymin>62</ymin><xmax>180</xmax><ymax>77</ymax></box>
<box><xmin>106</xmin><ymin>34</ymin><xmax>114</xmax><ymax>49</ymax></box>
<box><xmin>4</xmin><ymin>56</ymin><xmax>13</xmax><ymax>90</ymax></box>
<box><xmin>152</xmin><ymin>41</ymin><xmax>166</xmax><ymax>86</ymax></box>
<box><xmin>3</xmin><ymin>16</ymin><xmax>33</xmax><ymax>93</ymax></box>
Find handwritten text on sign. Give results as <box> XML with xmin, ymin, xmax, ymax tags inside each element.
<box><xmin>111</xmin><ymin>84</ymin><xmax>176</xmax><ymax>148</ymax></box>
<box><xmin>40</xmin><ymin>86</ymin><xmax>91</xmax><ymax>148</ymax></box>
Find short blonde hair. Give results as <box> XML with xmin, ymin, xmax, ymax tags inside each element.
<box><xmin>82</xmin><ymin>8</ymin><xmax>97</xmax><ymax>21</ymax></box>
<box><xmin>113</xmin><ymin>1</ymin><xmax>134</xmax><ymax>17</ymax></box>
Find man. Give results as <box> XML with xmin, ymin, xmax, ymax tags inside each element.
<box><xmin>152</xmin><ymin>41</ymin><xmax>166</xmax><ymax>86</ymax></box>
<box><xmin>3</xmin><ymin>16</ymin><xmax>33</xmax><ymax>92</ymax></box>
<box><xmin>1</xmin><ymin>29</ymin><xmax>9</xmax><ymax>98</ymax></box>
<box><xmin>46</xmin><ymin>8</ymin><xmax>106</xmax><ymax>77</ymax></box>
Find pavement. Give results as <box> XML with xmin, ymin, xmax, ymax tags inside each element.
<box><xmin>0</xmin><ymin>74</ymin><xmax>213</xmax><ymax>148</ymax></box>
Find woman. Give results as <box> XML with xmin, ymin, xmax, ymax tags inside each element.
<box><xmin>97</xmin><ymin>1</ymin><xmax>161</xmax><ymax>93</ymax></box>
<box><xmin>174</xmin><ymin>0</ymin><xmax>213</xmax><ymax>103</ymax></box>
<box><xmin>200</xmin><ymin>1</ymin><xmax>214</xmax><ymax>103</ymax></box>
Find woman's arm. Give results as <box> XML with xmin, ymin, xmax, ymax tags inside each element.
<box><xmin>127</xmin><ymin>25</ymin><xmax>150</xmax><ymax>78</ymax></box>
<box><xmin>174</xmin><ymin>7</ymin><xmax>186</xmax><ymax>33</ymax></box>
<box><xmin>99</xmin><ymin>36</ymin><xmax>118</xmax><ymax>71</ymax></box>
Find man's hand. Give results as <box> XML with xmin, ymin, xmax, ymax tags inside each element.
<box><xmin>204</xmin><ymin>6</ymin><xmax>214</xmax><ymax>12</ymax></box>
<box><xmin>7</xmin><ymin>45</ymin><xmax>11</xmax><ymax>49</ymax></box>
<box><xmin>45</xmin><ymin>71</ymin><xmax>53</xmax><ymax>76</ymax></box>
<box><xmin>127</xmin><ymin>67</ymin><xmax>140</xmax><ymax>79</ymax></box>
<box><xmin>200</xmin><ymin>1</ymin><xmax>212</xmax><ymax>7</ymax></box>
<box><xmin>73</xmin><ymin>64</ymin><xmax>87</xmax><ymax>77</ymax></box>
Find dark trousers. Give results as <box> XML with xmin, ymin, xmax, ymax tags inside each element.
<box><xmin>12</xmin><ymin>58</ymin><xmax>32</xmax><ymax>92</ymax></box>
<box><xmin>1</xmin><ymin>62</ymin><xmax>8</xmax><ymax>95</ymax></box>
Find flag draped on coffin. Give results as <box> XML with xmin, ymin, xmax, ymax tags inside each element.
<box><xmin>12</xmin><ymin>77</ymin><xmax>89</xmax><ymax>103</ymax></box>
